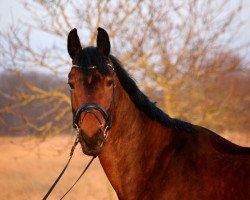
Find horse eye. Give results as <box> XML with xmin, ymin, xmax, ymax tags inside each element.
<box><xmin>68</xmin><ymin>82</ymin><xmax>74</xmax><ymax>89</ymax></box>
<box><xmin>106</xmin><ymin>80</ymin><xmax>114</xmax><ymax>87</ymax></box>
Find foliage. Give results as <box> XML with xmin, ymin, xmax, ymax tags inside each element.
<box><xmin>0</xmin><ymin>0</ymin><xmax>249</xmax><ymax>136</ymax></box>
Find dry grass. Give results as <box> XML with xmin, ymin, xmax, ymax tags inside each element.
<box><xmin>0</xmin><ymin>135</ymin><xmax>117</xmax><ymax>200</ymax></box>
<box><xmin>0</xmin><ymin>132</ymin><xmax>249</xmax><ymax>200</ymax></box>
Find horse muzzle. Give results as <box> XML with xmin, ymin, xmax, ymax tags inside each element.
<box><xmin>73</xmin><ymin>102</ymin><xmax>111</xmax><ymax>156</ymax></box>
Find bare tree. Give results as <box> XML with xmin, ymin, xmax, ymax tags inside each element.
<box><xmin>0</xmin><ymin>0</ymin><xmax>249</xmax><ymax>136</ymax></box>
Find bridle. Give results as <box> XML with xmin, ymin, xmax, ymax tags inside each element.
<box><xmin>72</xmin><ymin>62</ymin><xmax>115</xmax><ymax>151</ymax></box>
<box><xmin>42</xmin><ymin>61</ymin><xmax>115</xmax><ymax>200</ymax></box>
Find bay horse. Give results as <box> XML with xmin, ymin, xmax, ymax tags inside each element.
<box><xmin>67</xmin><ymin>27</ymin><xmax>250</xmax><ymax>200</ymax></box>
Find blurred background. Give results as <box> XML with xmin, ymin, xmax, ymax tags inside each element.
<box><xmin>0</xmin><ymin>0</ymin><xmax>249</xmax><ymax>199</ymax></box>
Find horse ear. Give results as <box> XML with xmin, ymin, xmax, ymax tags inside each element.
<box><xmin>67</xmin><ymin>28</ymin><xmax>82</xmax><ymax>59</ymax></box>
<box><xmin>97</xmin><ymin>27</ymin><xmax>110</xmax><ymax>57</ymax></box>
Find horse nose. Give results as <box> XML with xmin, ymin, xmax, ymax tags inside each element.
<box><xmin>80</xmin><ymin>112</ymin><xmax>103</xmax><ymax>138</ymax></box>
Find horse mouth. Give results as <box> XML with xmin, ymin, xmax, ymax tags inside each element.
<box><xmin>78</xmin><ymin>129</ymin><xmax>104</xmax><ymax>156</ymax></box>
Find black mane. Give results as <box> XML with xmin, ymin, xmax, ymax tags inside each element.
<box><xmin>110</xmin><ymin>55</ymin><xmax>195</xmax><ymax>133</ymax></box>
<box><xmin>77</xmin><ymin>47</ymin><xmax>195</xmax><ymax>132</ymax></box>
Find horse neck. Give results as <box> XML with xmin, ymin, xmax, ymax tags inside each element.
<box><xmin>98</xmin><ymin>81</ymin><xmax>173</xmax><ymax>199</ymax></box>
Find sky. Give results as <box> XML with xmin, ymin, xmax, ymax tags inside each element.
<box><xmin>1</xmin><ymin>1</ymin><xmax>250</xmax><ymax>34</ymax></box>
<box><xmin>0</xmin><ymin>0</ymin><xmax>27</xmax><ymax>29</ymax></box>
<box><xmin>0</xmin><ymin>0</ymin><xmax>250</xmax><ymax>61</ymax></box>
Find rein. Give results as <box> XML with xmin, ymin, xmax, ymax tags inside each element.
<box><xmin>42</xmin><ymin>62</ymin><xmax>115</xmax><ymax>199</ymax></box>
<box><xmin>42</xmin><ymin>132</ymin><xmax>96</xmax><ymax>200</ymax></box>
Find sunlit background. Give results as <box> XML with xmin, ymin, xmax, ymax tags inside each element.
<box><xmin>0</xmin><ymin>0</ymin><xmax>249</xmax><ymax>199</ymax></box>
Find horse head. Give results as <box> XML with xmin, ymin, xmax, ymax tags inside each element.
<box><xmin>67</xmin><ymin>28</ymin><xmax>115</xmax><ymax>156</ymax></box>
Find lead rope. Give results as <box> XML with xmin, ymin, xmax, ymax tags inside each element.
<box><xmin>42</xmin><ymin>134</ymin><xmax>96</xmax><ymax>200</ymax></box>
